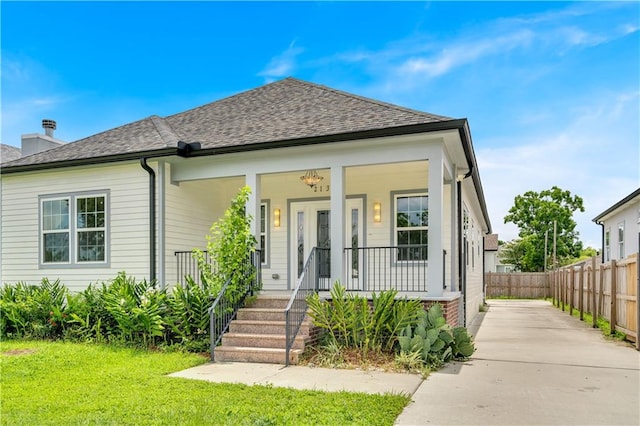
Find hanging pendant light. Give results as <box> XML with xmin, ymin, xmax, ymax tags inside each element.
<box><xmin>300</xmin><ymin>170</ymin><xmax>323</xmax><ymax>188</ymax></box>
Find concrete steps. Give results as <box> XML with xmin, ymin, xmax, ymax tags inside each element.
<box><xmin>214</xmin><ymin>294</ymin><xmax>315</xmax><ymax>365</ymax></box>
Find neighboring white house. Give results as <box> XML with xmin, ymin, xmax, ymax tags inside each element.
<box><xmin>484</xmin><ymin>234</ymin><xmax>515</xmax><ymax>273</ymax></box>
<box><xmin>593</xmin><ymin>188</ymin><xmax>640</xmax><ymax>262</ymax></box>
<box><xmin>0</xmin><ymin>78</ymin><xmax>492</xmax><ymax>326</ymax></box>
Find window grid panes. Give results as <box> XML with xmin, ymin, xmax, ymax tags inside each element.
<box><xmin>77</xmin><ymin>196</ymin><xmax>106</xmax><ymax>262</ymax></box>
<box><xmin>41</xmin><ymin>194</ymin><xmax>107</xmax><ymax>265</ymax></box>
<box><xmin>395</xmin><ymin>194</ymin><xmax>428</xmax><ymax>261</ymax></box>
<box><xmin>42</xmin><ymin>199</ymin><xmax>70</xmax><ymax>263</ymax></box>
<box><xmin>605</xmin><ymin>229</ymin><xmax>610</xmax><ymax>262</ymax></box>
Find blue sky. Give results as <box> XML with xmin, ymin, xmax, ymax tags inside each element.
<box><xmin>2</xmin><ymin>1</ymin><xmax>639</xmax><ymax>249</ymax></box>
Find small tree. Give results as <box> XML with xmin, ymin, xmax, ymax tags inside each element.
<box><xmin>504</xmin><ymin>186</ymin><xmax>584</xmax><ymax>271</ymax></box>
<box><xmin>193</xmin><ymin>186</ymin><xmax>259</xmax><ymax>301</ymax></box>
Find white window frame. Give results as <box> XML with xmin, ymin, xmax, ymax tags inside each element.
<box><xmin>617</xmin><ymin>221</ymin><xmax>625</xmax><ymax>259</ymax></box>
<box><xmin>393</xmin><ymin>191</ymin><xmax>428</xmax><ymax>262</ymax></box>
<box><xmin>604</xmin><ymin>227</ymin><xmax>611</xmax><ymax>262</ymax></box>
<box><xmin>40</xmin><ymin>191</ymin><xmax>109</xmax><ymax>268</ymax></box>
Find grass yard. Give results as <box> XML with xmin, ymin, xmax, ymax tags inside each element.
<box><xmin>0</xmin><ymin>340</ymin><xmax>410</xmax><ymax>425</ymax></box>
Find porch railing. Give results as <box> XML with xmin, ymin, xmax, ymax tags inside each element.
<box><xmin>284</xmin><ymin>247</ymin><xmax>322</xmax><ymax>366</ymax></box>
<box><xmin>207</xmin><ymin>250</ymin><xmax>262</xmax><ymax>361</ymax></box>
<box><xmin>342</xmin><ymin>245</ymin><xmax>428</xmax><ymax>292</ymax></box>
<box><xmin>175</xmin><ymin>250</ymin><xmax>217</xmax><ymax>287</ymax></box>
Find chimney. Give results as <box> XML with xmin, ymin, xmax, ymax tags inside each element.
<box><xmin>42</xmin><ymin>119</ymin><xmax>57</xmax><ymax>137</ymax></box>
<box><xmin>20</xmin><ymin>119</ymin><xmax>65</xmax><ymax>157</ymax></box>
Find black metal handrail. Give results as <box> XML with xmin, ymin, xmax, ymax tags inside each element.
<box><xmin>208</xmin><ymin>250</ymin><xmax>261</xmax><ymax>361</ymax></box>
<box><xmin>343</xmin><ymin>245</ymin><xmax>428</xmax><ymax>292</ymax></box>
<box><xmin>284</xmin><ymin>247</ymin><xmax>322</xmax><ymax>366</ymax></box>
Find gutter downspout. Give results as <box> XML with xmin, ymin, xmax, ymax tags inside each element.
<box><xmin>140</xmin><ymin>157</ymin><xmax>156</xmax><ymax>283</ymax></box>
<box><xmin>597</xmin><ymin>221</ymin><xmax>605</xmax><ymax>264</ymax></box>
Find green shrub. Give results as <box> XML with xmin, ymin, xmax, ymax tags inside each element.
<box><xmin>101</xmin><ymin>272</ymin><xmax>166</xmax><ymax>347</ymax></box>
<box><xmin>165</xmin><ymin>276</ymin><xmax>213</xmax><ymax>352</ymax></box>
<box><xmin>0</xmin><ymin>279</ymin><xmax>68</xmax><ymax>339</ymax></box>
<box><xmin>397</xmin><ymin>304</ymin><xmax>475</xmax><ymax>368</ymax></box>
<box><xmin>306</xmin><ymin>282</ymin><xmax>423</xmax><ymax>355</ymax></box>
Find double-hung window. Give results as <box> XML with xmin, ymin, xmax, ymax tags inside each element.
<box><xmin>41</xmin><ymin>192</ymin><xmax>108</xmax><ymax>266</ymax></box>
<box><xmin>395</xmin><ymin>193</ymin><xmax>428</xmax><ymax>261</ymax></box>
<box><xmin>604</xmin><ymin>228</ymin><xmax>611</xmax><ymax>262</ymax></box>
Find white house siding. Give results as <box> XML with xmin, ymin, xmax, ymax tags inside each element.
<box><xmin>601</xmin><ymin>201</ymin><xmax>640</xmax><ymax>262</ymax></box>
<box><xmin>461</xmin><ymin>179</ymin><xmax>489</xmax><ymax>326</ymax></box>
<box><xmin>163</xmin><ymin>171</ymin><xmax>245</xmax><ymax>288</ymax></box>
<box><xmin>1</xmin><ymin>162</ymin><xmax>151</xmax><ymax>292</ymax></box>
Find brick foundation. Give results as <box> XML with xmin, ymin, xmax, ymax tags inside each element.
<box><xmin>422</xmin><ymin>298</ymin><xmax>460</xmax><ymax>327</ymax></box>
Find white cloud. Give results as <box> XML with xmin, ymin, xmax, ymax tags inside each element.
<box><xmin>258</xmin><ymin>41</ymin><xmax>304</xmax><ymax>81</ymax></box>
<box><xmin>477</xmin><ymin>89</ymin><xmax>639</xmax><ymax>248</ymax></box>
<box><xmin>396</xmin><ymin>30</ymin><xmax>534</xmax><ymax>78</ymax></box>
<box><xmin>320</xmin><ymin>2</ymin><xmax>638</xmax><ymax>96</ymax></box>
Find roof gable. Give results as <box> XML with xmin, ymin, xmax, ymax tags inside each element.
<box><xmin>593</xmin><ymin>188</ymin><xmax>640</xmax><ymax>222</ymax></box>
<box><xmin>2</xmin><ymin>78</ymin><xmax>451</xmax><ymax>169</ymax></box>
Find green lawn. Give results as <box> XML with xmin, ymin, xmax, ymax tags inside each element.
<box><xmin>1</xmin><ymin>340</ymin><xmax>410</xmax><ymax>425</ymax></box>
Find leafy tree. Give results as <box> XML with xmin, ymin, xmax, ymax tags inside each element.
<box><xmin>504</xmin><ymin>186</ymin><xmax>584</xmax><ymax>271</ymax></box>
<box><xmin>498</xmin><ymin>237</ymin><xmax>535</xmax><ymax>272</ymax></box>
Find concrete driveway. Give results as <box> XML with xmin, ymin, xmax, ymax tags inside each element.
<box><xmin>396</xmin><ymin>299</ymin><xmax>640</xmax><ymax>425</ymax></box>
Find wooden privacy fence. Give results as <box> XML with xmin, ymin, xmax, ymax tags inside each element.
<box><xmin>550</xmin><ymin>254</ymin><xmax>639</xmax><ymax>350</ymax></box>
<box><xmin>485</xmin><ymin>272</ymin><xmax>550</xmax><ymax>299</ymax></box>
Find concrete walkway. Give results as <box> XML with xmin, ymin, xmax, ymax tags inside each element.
<box><xmin>396</xmin><ymin>299</ymin><xmax>640</xmax><ymax>425</ymax></box>
<box><xmin>169</xmin><ymin>359</ymin><xmax>423</xmax><ymax>395</ymax></box>
<box><xmin>170</xmin><ymin>299</ymin><xmax>639</xmax><ymax>425</ymax></box>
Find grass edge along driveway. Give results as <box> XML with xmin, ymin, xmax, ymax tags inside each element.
<box><xmin>1</xmin><ymin>340</ymin><xmax>409</xmax><ymax>425</ymax></box>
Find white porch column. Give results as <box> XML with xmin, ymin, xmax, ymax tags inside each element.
<box><xmin>428</xmin><ymin>154</ymin><xmax>445</xmax><ymax>296</ymax></box>
<box><xmin>330</xmin><ymin>166</ymin><xmax>345</xmax><ymax>285</ymax></box>
<box><xmin>245</xmin><ymin>173</ymin><xmax>261</xmax><ymax>245</ymax></box>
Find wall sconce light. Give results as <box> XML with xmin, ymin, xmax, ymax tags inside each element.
<box><xmin>274</xmin><ymin>208</ymin><xmax>281</xmax><ymax>228</ymax></box>
<box><xmin>373</xmin><ymin>202</ymin><xmax>381</xmax><ymax>223</ymax></box>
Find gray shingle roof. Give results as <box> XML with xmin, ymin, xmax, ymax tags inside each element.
<box><xmin>2</xmin><ymin>77</ymin><xmax>452</xmax><ymax>168</ymax></box>
<box><xmin>1</xmin><ymin>144</ymin><xmax>21</xmax><ymax>164</ymax></box>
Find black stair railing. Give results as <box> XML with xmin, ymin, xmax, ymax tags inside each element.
<box><xmin>208</xmin><ymin>250</ymin><xmax>261</xmax><ymax>361</ymax></box>
<box><xmin>284</xmin><ymin>247</ymin><xmax>322</xmax><ymax>366</ymax></box>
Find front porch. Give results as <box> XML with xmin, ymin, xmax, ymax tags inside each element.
<box><xmin>175</xmin><ymin>246</ymin><xmax>461</xmax><ymax>365</ymax></box>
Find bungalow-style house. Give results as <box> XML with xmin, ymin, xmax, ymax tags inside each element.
<box><xmin>1</xmin><ymin>78</ymin><xmax>491</xmax><ymax>338</ymax></box>
<box><xmin>593</xmin><ymin>188</ymin><xmax>640</xmax><ymax>262</ymax></box>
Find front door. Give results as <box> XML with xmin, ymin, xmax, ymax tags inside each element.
<box><xmin>289</xmin><ymin>198</ymin><xmax>363</xmax><ymax>290</ymax></box>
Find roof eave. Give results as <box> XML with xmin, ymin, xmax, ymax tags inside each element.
<box><xmin>180</xmin><ymin>120</ymin><xmax>469</xmax><ymax>158</ymax></box>
<box><xmin>0</xmin><ymin>147</ymin><xmax>178</xmax><ymax>175</ymax></box>
<box><xmin>457</xmin><ymin>121</ymin><xmax>492</xmax><ymax>234</ymax></box>
<box><xmin>592</xmin><ymin>188</ymin><xmax>640</xmax><ymax>223</ymax></box>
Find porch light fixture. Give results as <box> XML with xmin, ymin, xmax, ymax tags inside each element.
<box><xmin>300</xmin><ymin>169</ymin><xmax>323</xmax><ymax>188</ymax></box>
<box><xmin>274</xmin><ymin>208</ymin><xmax>281</xmax><ymax>228</ymax></box>
<box><xmin>374</xmin><ymin>202</ymin><xmax>382</xmax><ymax>223</ymax></box>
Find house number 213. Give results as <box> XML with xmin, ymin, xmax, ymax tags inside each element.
<box><xmin>313</xmin><ymin>185</ymin><xmax>330</xmax><ymax>193</ymax></box>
